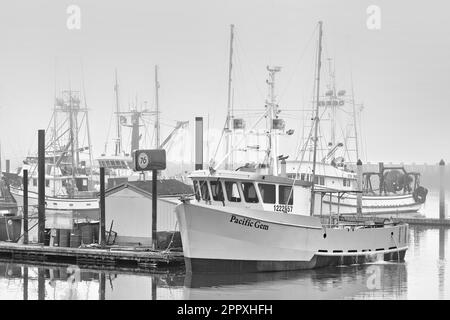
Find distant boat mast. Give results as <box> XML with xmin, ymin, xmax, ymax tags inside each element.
<box><xmin>310</xmin><ymin>21</ymin><xmax>323</xmax><ymax>216</ymax></box>
<box><xmin>225</xmin><ymin>24</ymin><xmax>235</xmax><ymax>170</ymax></box>
<box><xmin>114</xmin><ymin>69</ymin><xmax>122</xmax><ymax>156</ymax></box>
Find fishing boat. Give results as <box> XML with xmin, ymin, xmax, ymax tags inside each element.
<box><xmin>284</xmin><ymin>64</ymin><xmax>428</xmax><ymax>214</ymax></box>
<box><xmin>175</xmin><ymin>22</ymin><xmax>409</xmax><ymax>273</ymax></box>
<box><xmin>96</xmin><ymin>68</ymin><xmax>189</xmax><ymax>188</ymax></box>
<box><xmin>285</xmin><ymin>160</ymin><xmax>428</xmax><ymax>215</ymax></box>
<box><xmin>9</xmin><ymin>90</ymin><xmax>99</xmax><ymax>218</ymax></box>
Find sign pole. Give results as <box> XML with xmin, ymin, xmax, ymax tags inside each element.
<box><xmin>133</xmin><ymin>149</ymin><xmax>166</xmax><ymax>249</ymax></box>
<box><xmin>152</xmin><ymin>169</ymin><xmax>157</xmax><ymax>249</ymax></box>
<box><xmin>23</xmin><ymin>169</ymin><xmax>29</xmax><ymax>245</ymax></box>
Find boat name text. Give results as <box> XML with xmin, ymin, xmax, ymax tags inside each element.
<box><xmin>230</xmin><ymin>215</ymin><xmax>269</xmax><ymax>230</ymax></box>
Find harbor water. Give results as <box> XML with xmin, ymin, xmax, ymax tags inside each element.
<box><xmin>0</xmin><ymin>191</ymin><xmax>449</xmax><ymax>300</ymax></box>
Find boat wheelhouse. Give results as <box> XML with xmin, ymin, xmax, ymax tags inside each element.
<box><xmin>190</xmin><ymin>169</ymin><xmax>311</xmax><ymax>215</ymax></box>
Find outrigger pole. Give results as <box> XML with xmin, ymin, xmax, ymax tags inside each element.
<box><xmin>310</xmin><ymin>21</ymin><xmax>323</xmax><ymax>216</ymax></box>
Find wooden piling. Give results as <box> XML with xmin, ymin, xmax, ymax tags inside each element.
<box><xmin>99</xmin><ymin>272</ymin><xmax>106</xmax><ymax>300</ymax></box>
<box><xmin>356</xmin><ymin>159</ymin><xmax>363</xmax><ymax>216</ymax></box>
<box><xmin>38</xmin><ymin>129</ymin><xmax>45</xmax><ymax>244</ymax></box>
<box><xmin>38</xmin><ymin>267</ymin><xmax>45</xmax><ymax>300</ymax></box>
<box><xmin>152</xmin><ymin>169</ymin><xmax>158</xmax><ymax>250</ymax></box>
<box><xmin>23</xmin><ymin>266</ymin><xmax>28</xmax><ymax>300</ymax></box>
<box><xmin>100</xmin><ymin>167</ymin><xmax>106</xmax><ymax>248</ymax></box>
<box><xmin>23</xmin><ymin>169</ymin><xmax>28</xmax><ymax>245</ymax></box>
<box><xmin>439</xmin><ymin>159</ymin><xmax>445</xmax><ymax>220</ymax></box>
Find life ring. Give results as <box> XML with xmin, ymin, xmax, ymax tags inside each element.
<box><xmin>413</xmin><ymin>186</ymin><xmax>428</xmax><ymax>204</ymax></box>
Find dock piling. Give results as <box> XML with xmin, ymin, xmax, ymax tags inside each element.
<box><xmin>195</xmin><ymin>117</ymin><xmax>203</xmax><ymax>170</ymax></box>
<box><xmin>439</xmin><ymin>159</ymin><xmax>446</xmax><ymax>220</ymax></box>
<box><xmin>38</xmin><ymin>129</ymin><xmax>45</xmax><ymax>244</ymax></box>
<box><xmin>100</xmin><ymin>167</ymin><xmax>106</xmax><ymax>248</ymax></box>
<box><xmin>23</xmin><ymin>169</ymin><xmax>28</xmax><ymax>245</ymax></box>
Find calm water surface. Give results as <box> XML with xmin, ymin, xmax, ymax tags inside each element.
<box><xmin>0</xmin><ymin>191</ymin><xmax>448</xmax><ymax>300</ymax></box>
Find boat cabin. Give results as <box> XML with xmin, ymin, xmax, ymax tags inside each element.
<box><xmin>189</xmin><ymin>170</ymin><xmax>312</xmax><ymax>216</ymax></box>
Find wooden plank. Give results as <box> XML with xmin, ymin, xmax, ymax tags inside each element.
<box><xmin>0</xmin><ymin>242</ymin><xmax>184</xmax><ymax>268</ymax></box>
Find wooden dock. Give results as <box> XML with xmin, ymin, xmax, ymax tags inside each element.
<box><xmin>0</xmin><ymin>242</ymin><xmax>184</xmax><ymax>270</ymax></box>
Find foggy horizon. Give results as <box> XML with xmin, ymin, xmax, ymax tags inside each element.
<box><xmin>1</xmin><ymin>0</ymin><xmax>449</xmax><ymax>170</ymax></box>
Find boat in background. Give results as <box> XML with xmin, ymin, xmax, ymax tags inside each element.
<box><xmin>0</xmin><ymin>173</ymin><xmax>20</xmax><ymax>241</ymax></box>
<box><xmin>96</xmin><ymin>68</ymin><xmax>189</xmax><ymax>189</ymax></box>
<box><xmin>10</xmin><ymin>90</ymin><xmax>99</xmax><ymax>220</ymax></box>
<box><xmin>286</xmin><ymin>160</ymin><xmax>428</xmax><ymax>215</ymax></box>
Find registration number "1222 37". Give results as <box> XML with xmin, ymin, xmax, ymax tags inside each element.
<box><xmin>273</xmin><ymin>205</ymin><xmax>292</xmax><ymax>213</ymax></box>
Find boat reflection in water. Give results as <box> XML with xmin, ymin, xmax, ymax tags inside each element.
<box><xmin>0</xmin><ymin>260</ymin><xmax>407</xmax><ymax>300</ymax></box>
<box><xmin>183</xmin><ymin>262</ymin><xmax>407</xmax><ymax>300</ymax></box>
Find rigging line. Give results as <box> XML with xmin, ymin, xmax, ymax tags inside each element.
<box><xmin>233</xmin><ymin>41</ymin><xmax>253</xmax><ymax>107</ymax></box>
<box><xmin>212</xmin><ymin>117</ymin><xmax>228</xmax><ymax>165</ymax></box>
<box><xmin>234</xmin><ymin>33</ymin><xmax>266</xmax><ymax>101</ymax></box>
<box><xmin>338</xmin><ymin>120</ymin><xmax>352</xmax><ymax>162</ymax></box>
<box><xmin>278</xmin><ymin>24</ymin><xmax>319</xmax><ymax>103</ymax></box>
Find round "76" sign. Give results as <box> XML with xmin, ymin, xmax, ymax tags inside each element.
<box><xmin>133</xmin><ymin>149</ymin><xmax>166</xmax><ymax>171</ymax></box>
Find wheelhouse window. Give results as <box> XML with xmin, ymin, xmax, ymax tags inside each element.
<box><xmin>343</xmin><ymin>178</ymin><xmax>351</xmax><ymax>187</ymax></box>
<box><xmin>193</xmin><ymin>180</ymin><xmax>201</xmax><ymax>200</ymax></box>
<box><xmin>258</xmin><ymin>183</ymin><xmax>276</xmax><ymax>204</ymax></box>
<box><xmin>210</xmin><ymin>181</ymin><xmax>224</xmax><ymax>202</ymax></box>
<box><xmin>279</xmin><ymin>185</ymin><xmax>293</xmax><ymax>205</ymax></box>
<box><xmin>242</xmin><ymin>182</ymin><xmax>259</xmax><ymax>203</ymax></box>
<box><xmin>199</xmin><ymin>181</ymin><xmax>210</xmax><ymax>201</ymax></box>
<box><xmin>319</xmin><ymin>176</ymin><xmax>325</xmax><ymax>185</ymax></box>
<box><xmin>225</xmin><ymin>181</ymin><xmax>241</xmax><ymax>202</ymax></box>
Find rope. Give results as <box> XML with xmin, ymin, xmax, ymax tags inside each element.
<box><xmin>162</xmin><ymin>220</ymin><xmax>179</xmax><ymax>253</ymax></box>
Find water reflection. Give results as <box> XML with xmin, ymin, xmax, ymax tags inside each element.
<box><xmin>0</xmin><ymin>226</ymin><xmax>448</xmax><ymax>299</ymax></box>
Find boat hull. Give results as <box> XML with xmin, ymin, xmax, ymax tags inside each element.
<box><xmin>176</xmin><ymin>202</ymin><xmax>409</xmax><ymax>273</ymax></box>
<box><xmin>320</xmin><ymin>193</ymin><xmax>422</xmax><ymax>215</ymax></box>
<box><xmin>10</xmin><ymin>186</ymin><xmax>99</xmax><ymax>213</ymax></box>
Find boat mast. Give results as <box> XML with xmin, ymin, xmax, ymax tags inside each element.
<box><xmin>310</xmin><ymin>21</ymin><xmax>323</xmax><ymax>216</ymax></box>
<box><xmin>68</xmin><ymin>90</ymin><xmax>77</xmax><ymax>189</ymax></box>
<box><xmin>155</xmin><ymin>65</ymin><xmax>160</xmax><ymax>148</ymax></box>
<box><xmin>225</xmin><ymin>24</ymin><xmax>234</xmax><ymax>170</ymax></box>
<box><xmin>114</xmin><ymin>69</ymin><xmax>122</xmax><ymax>156</ymax></box>
<box><xmin>350</xmin><ymin>70</ymin><xmax>360</xmax><ymax>161</ymax></box>
<box><xmin>266</xmin><ymin>66</ymin><xmax>281</xmax><ymax>176</ymax></box>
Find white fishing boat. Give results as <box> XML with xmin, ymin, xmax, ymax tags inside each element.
<box><xmin>285</xmin><ymin>160</ymin><xmax>427</xmax><ymax>215</ymax></box>
<box><xmin>10</xmin><ymin>90</ymin><xmax>99</xmax><ymax>217</ymax></box>
<box><xmin>284</xmin><ymin>50</ymin><xmax>428</xmax><ymax>214</ymax></box>
<box><xmin>175</xmin><ymin>22</ymin><xmax>409</xmax><ymax>273</ymax></box>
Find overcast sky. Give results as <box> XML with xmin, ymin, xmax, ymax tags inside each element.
<box><xmin>0</xmin><ymin>0</ymin><xmax>449</xmax><ymax>169</ymax></box>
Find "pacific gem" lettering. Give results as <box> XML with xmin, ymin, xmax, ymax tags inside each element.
<box><xmin>229</xmin><ymin>215</ymin><xmax>269</xmax><ymax>230</ymax></box>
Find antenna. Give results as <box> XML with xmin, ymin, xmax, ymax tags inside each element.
<box><xmin>266</xmin><ymin>65</ymin><xmax>282</xmax><ymax>176</ymax></box>
<box><xmin>310</xmin><ymin>21</ymin><xmax>323</xmax><ymax>216</ymax></box>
